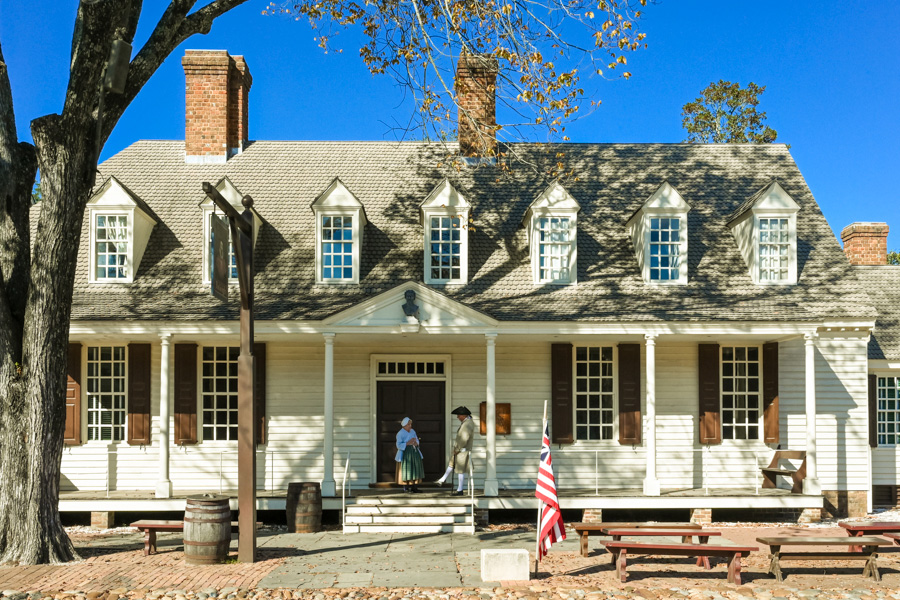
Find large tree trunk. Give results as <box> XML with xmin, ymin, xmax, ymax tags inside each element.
<box><xmin>0</xmin><ymin>0</ymin><xmax>248</xmax><ymax>564</ymax></box>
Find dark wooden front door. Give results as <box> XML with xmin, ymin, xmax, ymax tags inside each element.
<box><xmin>376</xmin><ymin>381</ymin><xmax>445</xmax><ymax>483</ymax></box>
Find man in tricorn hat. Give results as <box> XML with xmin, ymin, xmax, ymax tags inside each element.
<box><xmin>435</xmin><ymin>406</ymin><xmax>475</xmax><ymax>495</ymax></box>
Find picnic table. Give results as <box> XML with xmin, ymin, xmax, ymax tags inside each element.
<box><xmin>602</xmin><ymin>540</ymin><xmax>757</xmax><ymax>585</ymax></box>
<box><xmin>130</xmin><ymin>519</ymin><xmax>239</xmax><ymax>555</ymax></box>
<box><xmin>756</xmin><ymin>536</ymin><xmax>893</xmax><ymax>582</ymax></box>
<box><xmin>601</xmin><ymin>528</ymin><xmax>723</xmax><ymax>569</ymax></box>
<box><xmin>572</xmin><ymin>521</ymin><xmax>701</xmax><ymax>557</ymax></box>
<box><xmin>839</xmin><ymin>521</ymin><xmax>900</xmax><ymax>551</ymax></box>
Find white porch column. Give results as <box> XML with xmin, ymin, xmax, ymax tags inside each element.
<box><xmin>803</xmin><ymin>332</ymin><xmax>821</xmax><ymax>494</ymax></box>
<box><xmin>322</xmin><ymin>333</ymin><xmax>336</xmax><ymax>497</ymax></box>
<box><xmin>643</xmin><ymin>334</ymin><xmax>660</xmax><ymax>496</ymax></box>
<box><xmin>484</xmin><ymin>333</ymin><xmax>499</xmax><ymax>496</ymax></box>
<box><xmin>156</xmin><ymin>333</ymin><xmax>173</xmax><ymax>498</ymax></box>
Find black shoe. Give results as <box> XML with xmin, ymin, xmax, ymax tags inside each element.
<box><xmin>402</xmin><ymin>486</ymin><xmax>409</xmax><ymax>493</ymax></box>
<box><xmin>411</xmin><ymin>486</ymin><xmax>422</xmax><ymax>493</ymax></box>
<box><xmin>451</xmin><ymin>490</ymin><xmax>464</xmax><ymax>496</ymax></box>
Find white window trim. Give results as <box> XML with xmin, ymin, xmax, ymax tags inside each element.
<box><xmin>88</xmin><ymin>208</ymin><xmax>134</xmax><ymax>284</ymax></box>
<box><xmin>719</xmin><ymin>343</ymin><xmax>765</xmax><ymax>444</ymax></box>
<box><xmin>875</xmin><ymin>373</ymin><xmax>900</xmax><ymax>448</ymax></box>
<box><xmin>315</xmin><ymin>209</ymin><xmax>363</xmax><ymax>285</ymax></box>
<box><xmin>571</xmin><ymin>344</ymin><xmax>618</xmax><ymax>444</ymax></box>
<box><xmin>423</xmin><ymin>208</ymin><xmax>469</xmax><ymax>285</ymax></box>
<box><xmin>196</xmin><ymin>344</ymin><xmax>241</xmax><ymax>445</ymax></box>
<box><xmin>753</xmin><ymin>213</ymin><xmax>798</xmax><ymax>286</ymax></box>
<box><xmin>643</xmin><ymin>211</ymin><xmax>688</xmax><ymax>285</ymax></box>
<box><xmin>529</xmin><ymin>209</ymin><xmax>578</xmax><ymax>285</ymax></box>
<box><xmin>82</xmin><ymin>344</ymin><xmax>128</xmax><ymax>444</ymax></box>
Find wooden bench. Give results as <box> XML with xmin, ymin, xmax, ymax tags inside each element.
<box><xmin>761</xmin><ymin>450</ymin><xmax>807</xmax><ymax>494</ymax></box>
<box><xmin>602</xmin><ymin>528</ymin><xmax>722</xmax><ymax>569</ymax></box>
<box><xmin>572</xmin><ymin>522</ymin><xmax>701</xmax><ymax>558</ymax></box>
<box><xmin>839</xmin><ymin>521</ymin><xmax>900</xmax><ymax>551</ymax></box>
<box><xmin>756</xmin><ymin>536</ymin><xmax>893</xmax><ymax>582</ymax></box>
<box><xmin>602</xmin><ymin>540</ymin><xmax>757</xmax><ymax>585</ymax></box>
<box><xmin>884</xmin><ymin>532</ymin><xmax>900</xmax><ymax>546</ymax></box>
<box><xmin>130</xmin><ymin>519</ymin><xmax>239</xmax><ymax>556</ymax></box>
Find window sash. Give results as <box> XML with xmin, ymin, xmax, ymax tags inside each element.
<box><xmin>574</xmin><ymin>346</ymin><xmax>615</xmax><ymax>441</ymax></box>
<box><xmin>428</xmin><ymin>216</ymin><xmax>462</xmax><ymax>281</ymax></box>
<box><xmin>86</xmin><ymin>346</ymin><xmax>126</xmax><ymax>441</ymax></box>
<box><xmin>537</xmin><ymin>217</ymin><xmax>572</xmax><ymax>282</ymax></box>
<box><xmin>758</xmin><ymin>217</ymin><xmax>790</xmax><ymax>282</ymax></box>
<box><xmin>648</xmin><ymin>217</ymin><xmax>681</xmax><ymax>281</ymax></box>
<box><xmin>95</xmin><ymin>214</ymin><xmax>129</xmax><ymax>280</ymax></box>
<box><xmin>720</xmin><ymin>346</ymin><xmax>761</xmax><ymax>440</ymax></box>
<box><xmin>201</xmin><ymin>346</ymin><xmax>239</xmax><ymax>441</ymax></box>
<box><xmin>878</xmin><ymin>376</ymin><xmax>900</xmax><ymax>446</ymax></box>
<box><xmin>321</xmin><ymin>215</ymin><xmax>354</xmax><ymax>280</ymax></box>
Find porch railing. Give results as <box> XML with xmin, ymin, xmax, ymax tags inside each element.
<box><xmin>341</xmin><ymin>451</ymin><xmax>351</xmax><ymax>531</ymax></box>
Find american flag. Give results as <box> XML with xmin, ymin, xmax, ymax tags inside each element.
<box><xmin>535</xmin><ymin>420</ymin><xmax>565</xmax><ymax>558</ymax></box>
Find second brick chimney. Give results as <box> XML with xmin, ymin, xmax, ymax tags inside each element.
<box><xmin>841</xmin><ymin>222</ymin><xmax>890</xmax><ymax>265</ymax></box>
<box><xmin>456</xmin><ymin>52</ymin><xmax>498</xmax><ymax>158</ymax></box>
<box><xmin>182</xmin><ymin>50</ymin><xmax>252</xmax><ymax>163</ymax></box>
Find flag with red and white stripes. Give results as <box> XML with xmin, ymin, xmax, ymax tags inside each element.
<box><xmin>535</xmin><ymin>420</ymin><xmax>565</xmax><ymax>558</ymax></box>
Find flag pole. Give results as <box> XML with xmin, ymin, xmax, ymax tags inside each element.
<box><xmin>534</xmin><ymin>399</ymin><xmax>548</xmax><ymax>577</ymax></box>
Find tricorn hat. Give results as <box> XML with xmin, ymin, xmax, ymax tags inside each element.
<box><xmin>450</xmin><ymin>406</ymin><xmax>472</xmax><ymax>416</ymax></box>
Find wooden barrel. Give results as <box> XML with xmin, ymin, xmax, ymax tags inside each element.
<box><xmin>286</xmin><ymin>482</ymin><xmax>322</xmax><ymax>533</ymax></box>
<box><xmin>184</xmin><ymin>494</ymin><xmax>231</xmax><ymax>564</ymax></box>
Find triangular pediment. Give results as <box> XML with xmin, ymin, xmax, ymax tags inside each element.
<box><xmin>88</xmin><ymin>176</ymin><xmax>156</xmax><ymax>223</ymax></box>
<box><xmin>310</xmin><ymin>178</ymin><xmax>367</xmax><ymax>226</ymax></box>
<box><xmin>323</xmin><ymin>282</ymin><xmax>498</xmax><ymax>330</ymax></box>
<box><xmin>199</xmin><ymin>177</ymin><xmax>244</xmax><ymax>208</ymax></box>
<box><xmin>420</xmin><ymin>179</ymin><xmax>470</xmax><ymax>224</ymax></box>
<box><xmin>643</xmin><ymin>181</ymin><xmax>691</xmax><ymax>211</ymax></box>
<box><xmin>751</xmin><ymin>181</ymin><xmax>799</xmax><ymax>212</ymax></box>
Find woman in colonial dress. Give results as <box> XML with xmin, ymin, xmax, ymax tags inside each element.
<box><xmin>395</xmin><ymin>417</ymin><xmax>424</xmax><ymax>493</ymax></box>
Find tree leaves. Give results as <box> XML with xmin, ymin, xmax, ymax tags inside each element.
<box><xmin>681</xmin><ymin>80</ymin><xmax>780</xmax><ymax>145</ymax></box>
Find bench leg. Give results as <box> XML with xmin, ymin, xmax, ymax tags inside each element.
<box><xmin>762</xmin><ymin>472</ymin><xmax>777</xmax><ymax>489</ymax></box>
<box><xmin>694</xmin><ymin>535</ymin><xmax>711</xmax><ymax>569</ymax></box>
<box><xmin>767</xmin><ymin>552</ymin><xmax>783</xmax><ymax>583</ymax></box>
<box><xmin>580</xmin><ymin>532</ymin><xmax>589</xmax><ymax>558</ymax></box>
<box><xmin>727</xmin><ymin>553</ymin><xmax>743</xmax><ymax>585</ymax></box>
<box><xmin>848</xmin><ymin>531</ymin><xmax>864</xmax><ymax>553</ymax></box>
<box><xmin>616</xmin><ymin>549</ymin><xmax>628</xmax><ymax>583</ymax></box>
<box><xmin>863</xmin><ymin>552</ymin><xmax>880</xmax><ymax>581</ymax></box>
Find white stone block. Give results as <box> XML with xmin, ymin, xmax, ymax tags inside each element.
<box><xmin>481</xmin><ymin>548</ymin><xmax>530</xmax><ymax>581</ymax></box>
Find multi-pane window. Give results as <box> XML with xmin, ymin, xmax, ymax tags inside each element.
<box><xmin>209</xmin><ymin>214</ymin><xmax>238</xmax><ymax>280</ymax></box>
<box><xmin>575</xmin><ymin>346</ymin><xmax>615</xmax><ymax>441</ymax></box>
<box><xmin>429</xmin><ymin>216</ymin><xmax>461</xmax><ymax>281</ymax></box>
<box><xmin>538</xmin><ymin>217</ymin><xmax>571</xmax><ymax>282</ymax></box>
<box><xmin>322</xmin><ymin>216</ymin><xmax>353</xmax><ymax>280</ymax></box>
<box><xmin>95</xmin><ymin>215</ymin><xmax>129</xmax><ymax>280</ymax></box>
<box><xmin>758</xmin><ymin>218</ymin><xmax>790</xmax><ymax>282</ymax></box>
<box><xmin>86</xmin><ymin>346</ymin><xmax>126</xmax><ymax>441</ymax></box>
<box><xmin>877</xmin><ymin>377</ymin><xmax>900</xmax><ymax>446</ymax></box>
<box><xmin>721</xmin><ymin>346</ymin><xmax>760</xmax><ymax>440</ymax></box>
<box><xmin>201</xmin><ymin>346</ymin><xmax>239</xmax><ymax>441</ymax></box>
<box><xmin>649</xmin><ymin>217</ymin><xmax>680</xmax><ymax>281</ymax></box>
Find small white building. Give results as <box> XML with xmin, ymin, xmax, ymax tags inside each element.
<box><xmin>51</xmin><ymin>50</ymin><xmax>890</xmax><ymax>524</ymax></box>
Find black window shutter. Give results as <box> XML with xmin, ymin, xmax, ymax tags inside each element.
<box><xmin>617</xmin><ymin>343</ymin><xmax>642</xmax><ymax>445</ymax></box>
<box><xmin>762</xmin><ymin>342</ymin><xmax>780</xmax><ymax>444</ymax></box>
<box><xmin>551</xmin><ymin>343</ymin><xmax>574</xmax><ymax>444</ymax></box>
<box><xmin>254</xmin><ymin>343</ymin><xmax>267</xmax><ymax>445</ymax></box>
<box><xmin>869</xmin><ymin>374</ymin><xmax>878</xmax><ymax>448</ymax></box>
<box><xmin>698</xmin><ymin>343</ymin><xmax>722</xmax><ymax>445</ymax></box>
<box><xmin>65</xmin><ymin>343</ymin><xmax>82</xmax><ymax>445</ymax></box>
<box><xmin>127</xmin><ymin>343</ymin><xmax>152</xmax><ymax>445</ymax></box>
<box><xmin>174</xmin><ymin>343</ymin><xmax>198</xmax><ymax>445</ymax></box>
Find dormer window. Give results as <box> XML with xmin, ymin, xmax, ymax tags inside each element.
<box><xmin>88</xmin><ymin>177</ymin><xmax>157</xmax><ymax>284</ymax></box>
<box><xmin>523</xmin><ymin>182</ymin><xmax>580</xmax><ymax>285</ymax></box>
<box><xmin>312</xmin><ymin>178</ymin><xmax>367</xmax><ymax>285</ymax></box>
<box><xmin>420</xmin><ymin>180</ymin><xmax>470</xmax><ymax>284</ymax></box>
<box><xmin>626</xmin><ymin>182</ymin><xmax>690</xmax><ymax>285</ymax></box>
<box><xmin>201</xmin><ymin>177</ymin><xmax>261</xmax><ymax>285</ymax></box>
<box><xmin>727</xmin><ymin>181</ymin><xmax>799</xmax><ymax>285</ymax></box>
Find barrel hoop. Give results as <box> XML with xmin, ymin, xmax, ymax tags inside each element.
<box><xmin>184</xmin><ymin>540</ymin><xmax>229</xmax><ymax>547</ymax></box>
<box><xmin>184</xmin><ymin>517</ymin><xmax>230</xmax><ymax>524</ymax></box>
<box><xmin>295</xmin><ymin>511</ymin><xmax>322</xmax><ymax>517</ymax></box>
<box><xmin>185</xmin><ymin>507</ymin><xmax>231</xmax><ymax>514</ymax></box>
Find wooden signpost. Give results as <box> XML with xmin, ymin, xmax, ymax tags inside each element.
<box><xmin>203</xmin><ymin>182</ymin><xmax>257</xmax><ymax>563</ymax></box>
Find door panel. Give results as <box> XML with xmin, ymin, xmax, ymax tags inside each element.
<box><xmin>376</xmin><ymin>380</ymin><xmax>445</xmax><ymax>483</ymax></box>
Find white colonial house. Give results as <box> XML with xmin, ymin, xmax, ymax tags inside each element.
<box><xmin>48</xmin><ymin>49</ymin><xmax>896</xmax><ymax>528</ymax></box>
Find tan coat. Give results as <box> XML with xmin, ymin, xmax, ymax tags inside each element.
<box><xmin>449</xmin><ymin>417</ymin><xmax>475</xmax><ymax>473</ymax></box>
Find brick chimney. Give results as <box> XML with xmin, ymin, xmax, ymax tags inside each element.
<box><xmin>841</xmin><ymin>222</ymin><xmax>890</xmax><ymax>265</ymax></box>
<box><xmin>456</xmin><ymin>52</ymin><xmax>498</xmax><ymax>157</ymax></box>
<box><xmin>182</xmin><ymin>50</ymin><xmax>252</xmax><ymax>163</ymax></box>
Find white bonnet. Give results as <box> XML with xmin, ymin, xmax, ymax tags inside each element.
<box><xmin>401</xmin><ymin>417</ymin><xmax>411</xmax><ymax>426</ymax></box>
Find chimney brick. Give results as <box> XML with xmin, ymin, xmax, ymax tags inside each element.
<box><xmin>457</xmin><ymin>53</ymin><xmax>498</xmax><ymax>157</ymax></box>
<box><xmin>841</xmin><ymin>222</ymin><xmax>889</xmax><ymax>265</ymax></box>
<box><xmin>183</xmin><ymin>50</ymin><xmax>252</xmax><ymax>163</ymax></box>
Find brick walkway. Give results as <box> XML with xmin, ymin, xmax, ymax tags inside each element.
<box><xmin>0</xmin><ymin>545</ymin><xmax>286</xmax><ymax>593</ymax></box>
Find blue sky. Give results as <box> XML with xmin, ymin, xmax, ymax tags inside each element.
<box><xmin>2</xmin><ymin>0</ymin><xmax>898</xmax><ymax>249</ymax></box>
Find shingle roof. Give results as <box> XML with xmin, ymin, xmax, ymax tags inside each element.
<box><xmin>853</xmin><ymin>266</ymin><xmax>900</xmax><ymax>360</ymax></box>
<box><xmin>59</xmin><ymin>140</ymin><xmax>875</xmax><ymax>323</ymax></box>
